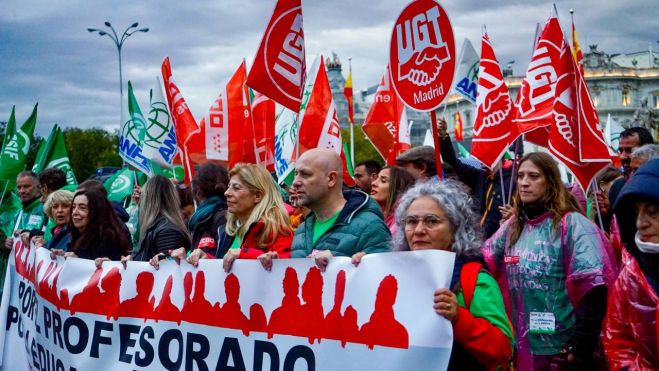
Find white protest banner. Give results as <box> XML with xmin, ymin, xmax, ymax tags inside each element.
<box><xmin>0</xmin><ymin>239</ymin><xmax>454</xmax><ymax>371</ymax></box>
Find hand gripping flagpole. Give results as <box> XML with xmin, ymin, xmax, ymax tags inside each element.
<box><xmin>430</xmin><ymin>110</ymin><xmax>443</xmax><ymax>180</ymax></box>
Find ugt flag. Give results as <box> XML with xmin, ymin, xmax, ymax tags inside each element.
<box><xmin>119</xmin><ymin>82</ymin><xmax>151</xmax><ymax>175</ymax></box>
<box><xmin>512</xmin><ymin>8</ymin><xmax>563</xmax><ymax>146</ymax></box>
<box><xmin>32</xmin><ymin>125</ymin><xmax>77</xmax><ymax>186</ymax></box>
<box><xmin>0</xmin><ymin>103</ymin><xmax>37</xmax><ymax>181</ymax></box>
<box><xmin>548</xmin><ymin>38</ymin><xmax>610</xmax><ymax>193</ymax></box>
<box><xmin>188</xmin><ymin>60</ymin><xmax>256</xmax><ymax>168</ymax></box>
<box><xmin>452</xmin><ymin>38</ymin><xmax>479</xmax><ymax>104</ymax></box>
<box><xmin>471</xmin><ymin>32</ymin><xmax>514</xmax><ymax>170</ymax></box>
<box><xmin>362</xmin><ymin>65</ymin><xmax>410</xmax><ymax>164</ymax></box>
<box><xmin>247</xmin><ymin>0</ymin><xmax>306</xmax><ymax>112</ymax></box>
<box><xmin>251</xmin><ymin>90</ymin><xmax>276</xmax><ymax>172</ymax></box>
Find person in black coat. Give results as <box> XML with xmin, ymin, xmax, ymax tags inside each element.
<box><xmin>129</xmin><ymin>176</ymin><xmax>191</xmax><ymax>262</ymax></box>
<box><xmin>437</xmin><ymin>119</ymin><xmax>516</xmax><ymax>238</ymax></box>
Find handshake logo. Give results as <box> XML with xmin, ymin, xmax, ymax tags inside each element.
<box><xmin>395</xmin><ymin>6</ymin><xmax>450</xmax><ymax>87</ymax></box>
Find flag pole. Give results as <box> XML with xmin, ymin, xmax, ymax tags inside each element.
<box><xmin>430</xmin><ymin>111</ymin><xmax>443</xmax><ymax>180</ymax></box>
<box><xmin>507</xmin><ymin>138</ymin><xmax>521</xmax><ymax>205</ymax></box>
<box><xmin>348</xmin><ymin>58</ymin><xmax>355</xmax><ymax>169</ymax></box>
<box><xmin>498</xmin><ymin>167</ymin><xmax>507</xmax><ymax>206</ymax></box>
<box><xmin>591</xmin><ymin>180</ymin><xmax>605</xmax><ymax>230</ymax></box>
<box><xmin>0</xmin><ymin>181</ymin><xmax>9</xmax><ymax>207</ymax></box>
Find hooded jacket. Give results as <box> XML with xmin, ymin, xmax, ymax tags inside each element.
<box><xmin>605</xmin><ymin>158</ymin><xmax>659</xmax><ymax>370</ymax></box>
<box><xmin>291</xmin><ymin>190</ymin><xmax>391</xmax><ymax>258</ymax></box>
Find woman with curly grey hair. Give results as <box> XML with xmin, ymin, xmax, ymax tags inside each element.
<box><xmin>395</xmin><ymin>180</ymin><xmax>513</xmax><ymax>370</ymax></box>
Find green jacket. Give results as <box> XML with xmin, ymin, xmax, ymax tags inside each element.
<box><xmin>14</xmin><ymin>197</ymin><xmax>46</xmax><ymax>232</ymax></box>
<box><xmin>0</xmin><ymin>192</ymin><xmax>21</xmax><ymax>239</ymax></box>
<box><xmin>291</xmin><ymin>190</ymin><xmax>392</xmax><ymax>258</ymax></box>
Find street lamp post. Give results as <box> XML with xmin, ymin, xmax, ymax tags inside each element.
<box><xmin>88</xmin><ymin>22</ymin><xmax>149</xmax><ymax>124</ymax></box>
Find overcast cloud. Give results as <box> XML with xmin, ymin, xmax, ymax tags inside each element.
<box><xmin>1</xmin><ymin>0</ymin><xmax>656</xmax><ymax>136</ymax></box>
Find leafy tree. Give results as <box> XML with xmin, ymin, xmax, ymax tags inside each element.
<box><xmin>63</xmin><ymin>128</ymin><xmax>122</xmax><ymax>181</ymax></box>
<box><xmin>341</xmin><ymin>126</ymin><xmax>383</xmax><ymax>166</ymax></box>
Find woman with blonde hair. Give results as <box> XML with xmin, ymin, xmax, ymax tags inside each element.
<box><xmin>40</xmin><ymin>189</ymin><xmax>74</xmax><ymax>250</ymax></box>
<box><xmin>185</xmin><ymin>163</ymin><xmax>293</xmax><ymax>271</ymax></box>
<box><xmin>133</xmin><ymin>175</ymin><xmax>190</xmax><ymax>261</ymax></box>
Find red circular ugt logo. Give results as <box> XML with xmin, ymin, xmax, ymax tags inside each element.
<box><xmin>389</xmin><ymin>0</ymin><xmax>456</xmax><ymax>112</ymax></box>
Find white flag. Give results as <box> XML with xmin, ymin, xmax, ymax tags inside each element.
<box><xmin>452</xmin><ymin>38</ymin><xmax>479</xmax><ymax>104</ymax></box>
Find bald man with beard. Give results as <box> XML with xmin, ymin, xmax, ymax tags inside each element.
<box><xmin>290</xmin><ymin>149</ymin><xmax>391</xmax><ymax>270</ymax></box>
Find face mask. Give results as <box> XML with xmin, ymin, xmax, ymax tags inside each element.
<box><xmin>635</xmin><ymin>232</ymin><xmax>659</xmax><ymax>254</ymax></box>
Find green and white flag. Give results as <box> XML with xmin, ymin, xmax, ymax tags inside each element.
<box><xmin>1</xmin><ymin>106</ymin><xmax>16</xmax><ymax>155</ymax></box>
<box><xmin>32</xmin><ymin>125</ymin><xmax>56</xmax><ymax>174</ymax></box>
<box><xmin>0</xmin><ymin>103</ymin><xmax>37</xmax><ymax>181</ymax></box>
<box><xmin>33</xmin><ymin>125</ymin><xmax>77</xmax><ymax>186</ymax></box>
<box><xmin>274</xmin><ymin>107</ymin><xmax>298</xmax><ymax>186</ymax></box>
<box><xmin>119</xmin><ymin>82</ymin><xmax>151</xmax><ymax>175</ymax></box>
<box><xmin>143</xmin><ymin>77</ymin><xmax>178</xmax><ymax>170</ymax></box>
<box><xmin>456</xmin><ymin>142</ymin><xmax>472</xmax><ymax>158</ymax></box>
<box><xmin>103</xmin><ymin>168</ymin><xmax>135</xmax><ymax>203</ymax></box>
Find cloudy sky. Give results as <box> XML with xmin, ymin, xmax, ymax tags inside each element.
<box><xmin>1</xmin><ymin>0</ymin><xmax>656</xmax><ymax>137</ymax></box>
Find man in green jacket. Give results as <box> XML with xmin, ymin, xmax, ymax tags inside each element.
<box><xmin>290</xmin><ymin>148</ymin><xmax>391</xmax><ymax>270</ymax></box>
<box><xmin>3</xmin><ymin>171</ymin><xmax>46</xmax><ymax>251</ymax></box>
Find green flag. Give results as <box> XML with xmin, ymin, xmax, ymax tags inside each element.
<box><xmin>119</xmin><ymin>82</ymin><xmax>151</xmax><ymax>175</ymax></box>
<box><xmin>32</xmin><ymin>125</ymin><xmax>56</xmax><ymax>174</ymax></box>
<box><xmin>343</xmin><ymin>142</ymin><xmax>354</xmax><ymax>177</ymax></box>
<box><xmin>1</xmin><ymin>106</ymin><xmax>16</xmax><ymax>155</ymax></box>
<box><xmin>37</xmin><ymin>126</ymin><xmax>77</xmax><ymax>186</ymax></box>
<box><xmin>0</xmin><ymin>192</ymin><xmax>21</xmax><ymax>239</ymax></box>
<box><xmin>103</xmin><ymin>168</ymin><xmax>135</xmax><ymax>202</ymax></box>
<box><xmin>151</xmin><ymin>162</ymin><xmax>185</xmax><ymax>182</ymax></box>
<box><xmin>0</xmin><ymin>103</ymin><xmax>37</xmax><ymax>181</ymax></box>
<box><xmin>456</xmin><ymin>142</ymin><xmax>472</xmax><ymax>158</ymax></box>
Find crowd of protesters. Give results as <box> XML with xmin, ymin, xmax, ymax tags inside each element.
<box><xmin>0</xmin><ymin>120</ymin><xmax>657</xmax><ymax>370</ymax></box>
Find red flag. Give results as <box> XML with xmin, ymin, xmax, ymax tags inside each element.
<box><xmin>246</xmin><ymin>0</ymin><xmax>306</xmax><ymax>112</ymax></box>
<box><xmin>471</xmin><ymin>32</ymin><xmax>514</xmax><ymax>169</ymax></box>
<box><xmin>251</xmin><ymin>91</ymin><xmax>276</xmax><ymax>172</ymax></box>
<box><xmin>161</xmin><ymin>57</ymin><xmax>199</xmax><ymax>184</ymax></box>
<box><xmin>512</xmin><ymin>11</ymin><xmax>563</xmax><ymax>146</ymax></box>
<box><xmin>548</xmin><ymin>38</ymin><xmax>609</xmax><ymax>192</ymax></box>
<box><xmin>362</xmin><ymin>65</ymin><xmax>411</xmax><ymax>164</ymax></box>
<box><xmin>454</xmin><ymin>112</ymin><xmax>464</xmax><ymax>142</ymax></box>
<box><xmin>188</xmin><ymin>61</ymin><xmax>256</xmax><ymax>168</ymax></box>
<box><xmin>296</xmin><ymin>56</ymin><xmax>355</xmax><ymax>186</ymax></box>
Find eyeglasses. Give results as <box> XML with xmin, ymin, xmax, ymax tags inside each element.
<box><xmin>403</xmin><ymin>214</ymin><xmax>445</xmax><ymax>230</ymax></box>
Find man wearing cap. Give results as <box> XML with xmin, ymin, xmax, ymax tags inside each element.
<box><xmin>396</xmin><ymin>145</ymin><xmax>437</xmax><ymax>182</ymax></box>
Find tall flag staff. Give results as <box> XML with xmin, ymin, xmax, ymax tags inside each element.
<box><xmin>344</xmin><ymin>57</ymin><xmax>355</xmax><ymax>168</ymax></box>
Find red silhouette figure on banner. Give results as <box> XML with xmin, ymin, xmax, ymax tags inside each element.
<box><xmin>217</xmin><ymin>273</ymin><xmax>250</xmax><ymax>335</ymax></box>
<box><xmin>68</xmin><ymin>267</ymin><xmax>122</xmax><ymax>319</ymax></box>
<box><xmin>324</xmin><ymin>270</ymin><xmax>359</xmax><ymax>347</ymax></box>
<box><xmin>37</xmin><ymin>261</ymin><xmax>66</xmax><ymax>310</ymax></box>
<box><xmin>249</xmin><ymin>304</ymin><xmax>268</xmax><ymax>332</ymax></box>
<box><xmin>359</xmin><ymin>275</ymin><xmax>409</xmax><ymax>349</ymax></box>
<box><xmin>153</xmin><ymin>276</ymin><xmax>183</xmax><ymax>324</ymax></box>
<box><xmin>117</xmin><ymin>271</ymin><xmax>156</xmax><ymax>320</ymax></box>
<box><xmin>300</xmin><ymin>267</ymin><xmax>325</xmax><ymax>344</ymax></box>
<box><xmin>268</xmin><ymin>267</ymin><xmax>304</xmax><ymax>338</ymax></box>
<box><xmin>182</xmin><ymin>271</ymin><xmax>216</xmax><ymax>324</ymax></box>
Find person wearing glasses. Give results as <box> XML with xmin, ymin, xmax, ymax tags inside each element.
<box><xmin>393</xmin><ymin>180</ymin><xmax>513</xmax><ymax>370</ymax></box>
<box><xmin>484</xmin><ymin>152</ymin><xmax>616</xmax><ymax>370</ymax></box>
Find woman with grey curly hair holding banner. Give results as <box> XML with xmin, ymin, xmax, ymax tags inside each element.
<box><xmin>394</xmin><ymin>180</ymin><xmax>513</xmax><ymax>370</ymax></box>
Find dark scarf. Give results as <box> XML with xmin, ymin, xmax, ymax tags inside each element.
<box><xmin>188</xmin><ymin>196</ymin><xmax>225</xmax><ymax>231</ymax></box>
<box><xmin>518</xmin><ymin>202</ymin><xmax>548</xmax><ymax>223</ymax></box>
